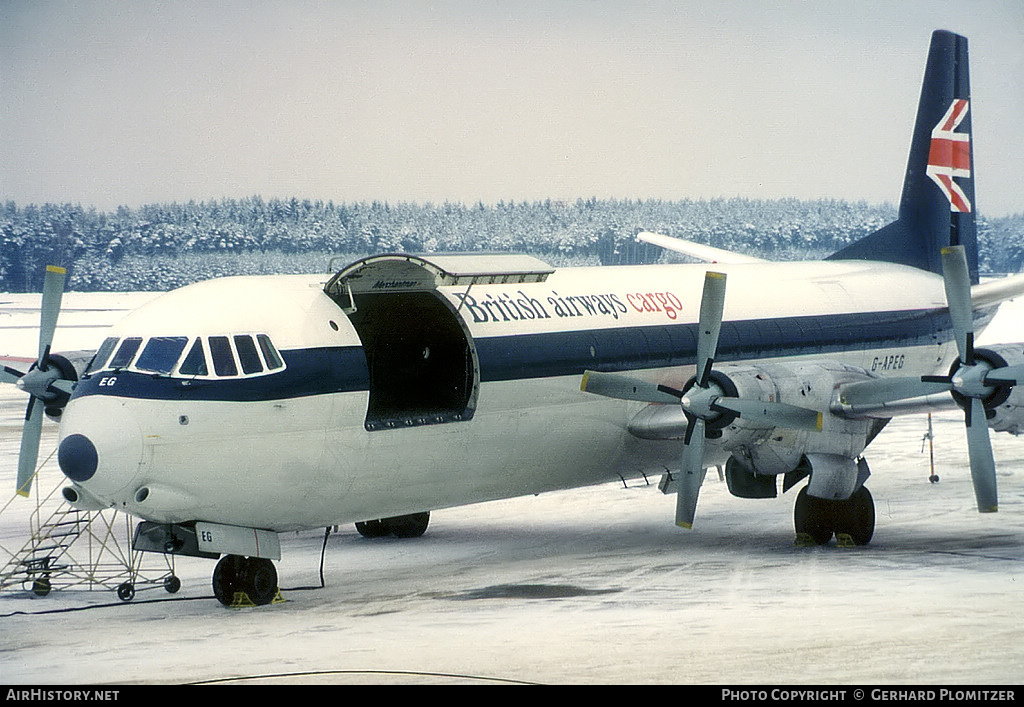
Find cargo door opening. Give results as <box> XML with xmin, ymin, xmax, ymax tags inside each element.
<box><xmin>346</xmin><ymin>290</ymin><xmax>477</xmax><ymax>430</ymax></box>
<box><xmin>324</xmin><ymin>253</ymin><xmax>553</xmax><ymax>431</ymax></box>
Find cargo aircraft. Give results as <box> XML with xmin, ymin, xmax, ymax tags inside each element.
<box><xmin>4</xmin><ymin>30</ymin><xmax>1024</xmax><ymax>606</ymax></box>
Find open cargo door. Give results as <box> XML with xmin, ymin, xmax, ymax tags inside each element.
<box><xmin>324</xmin><ymin>253</ymin><xmax>553</xmax><ymax>431</ymax></box>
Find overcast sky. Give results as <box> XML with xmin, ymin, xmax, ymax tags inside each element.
<box><xmin>2</xmin><ymin>1</ymin><xmax>1022</xmax><ymax>215</ymax></box>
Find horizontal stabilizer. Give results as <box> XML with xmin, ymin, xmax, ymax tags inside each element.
<box><xmin>636</xmin><ymin>232</ymin><xmax>766</xmax><ymax>264</ymax></box>
<box><xmin>971</xmin><ymin>272</ymin><xmax>1024</xmax><ymax>308</ymax></box>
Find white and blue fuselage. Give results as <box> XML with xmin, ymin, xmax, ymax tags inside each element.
<box><xmin>57</xmin><ymin>257</ymin><xmax>967</xmax><ymax>532</ymax></box>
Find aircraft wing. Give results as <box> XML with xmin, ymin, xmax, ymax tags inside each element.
<box><xmin>636</xmin><ymin>231</ymin><xmax>767</xmax><ymax>264</ymax></box>
<box><xmin>1</xmin><ymin>355</ymin><xmax>38</xmax><ymax>367</ymax></box>
<box><xmin>833</xmin><ymin>290</ymin><xmax>1024</xmax><ymax>422</ymax></box>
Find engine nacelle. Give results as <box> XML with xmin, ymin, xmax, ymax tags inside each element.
<box><xmin>32</xmin><ymin>350</ymin><xmax>93</xmax><ymax>419</ymax></box>
<box><xmin>723</xmin><ymin>362</ymin><xmax>876</xmax><ymax>475</ymax></box>
<box><xmin>981</xmin><ymin>343</ymin><xmax>1024</xmax><ymax>435</ymax></box>
<box><xmin>629</xmin><ymin>361</ymin><xmax>878</xmax><ymax>477</ymax></box>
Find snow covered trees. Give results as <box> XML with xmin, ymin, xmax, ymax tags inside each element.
<box><xmin>2</xmin><ymin>197</ymin><xmax>1019</xmax><ymax>292</ymax></box>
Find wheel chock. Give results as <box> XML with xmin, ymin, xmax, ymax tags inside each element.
<box><xmin>229</xmin><ymin>592</ymin><xmax>257</xmax><ymax>608</ymax></box>
<box><xmin>228</xmin><ymin>589</ymin><xmax>286</xmax><ymax>608</ymax></box>
<box><xmin>835</xmin><ymin>533</ymin><xmax>857</xmax><ymax>548</ymax></box>
<box><xmin>793</xmin><ymin>532</ymin><xmax>816</xmax><ymax>547</ymax></box>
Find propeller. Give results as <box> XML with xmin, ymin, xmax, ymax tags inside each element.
<box><xmin>938</xmin><ymin>245</ymin><xmax>1004</xmax><ymax>512</ymax></box>
<box><xmin>582</xmin><ymin>271</ymin><xmax>822</xmax><ymax>528</ymax></box>
<box><xmin>3</xmin><ymin>265</ymin><xmax>72</xmax><ymax>497</ymax></box>
<box><xmin>839</xmin><ymin>246</ymin><xmax>1023</xmax><ymax>512</ymax></box>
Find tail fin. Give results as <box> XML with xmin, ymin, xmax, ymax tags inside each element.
<box><xmin>828</xmin><ymin>30</ymin><xmax>978</xmax><ymax>284</ymax></box>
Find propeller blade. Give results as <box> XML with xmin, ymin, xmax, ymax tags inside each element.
<box><xmin>713</xmin><ymin>398</ymin><xmax>823</xmax><ymax>431</ymax></box>
<box><xmin>2</xmin><ymin>365</ymin><xmax>26</xmax><ymax>385</ymax></box>
<box><xmin>675</xmin><ymin>418</ymin><xmax>706</xmax><ymax>528</ymax></box>
<box><xmin>965</xmin><ymin>397</ymin><xmax>998</xmax><ymax>513</ymax></box>
<box><xmin>838</xmin><ymin>376</ymin><xmax>953</xmax><ymax>406</ymax></box>
<box><xmin>985</xmin><ymin>364</ymin><xmax>1024</xmax><ymax>386</ymax></box>
<box><xmin>16</xmin><ymin>399</ymin><xmax>44</xmax><ymax>497</ymax></box>
<box><xmin>49</xmin><ymin>378</ymin><xmax>75</xmax><ymax>395</ymax></box>
<box><xmin>939</xmin><ymin>247</ymin><xmax>1003</xmax><ymax>512</ymax></box>
<box><xmin>581</xmin><ymin>370</ymin><xmax>682</xmax><ymax>404</ymax></box>
<box><xmin>38</xmin><ymin>265</ymin><xmax>67</xmax><ymax>365</ymax></box>
<box><xmin>10</xmin><ymin>265</ymin><xmax>68</xmax><ymax>497</ymax></box>
<box><xmin>940</xmin><ymin>246</ymin><xmax>974</xmax><ymax>365</ymax></box>
<box><xmin>695</xmin><ymin>272</ymin><xmax>726</xmax><ymax>387</ymax></box>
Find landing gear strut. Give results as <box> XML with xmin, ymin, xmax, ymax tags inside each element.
<box><xmin>794</xmin><ymin>486</ymin><xmax>875</xmax><ymax>546</ymax></box>
<box><xmin>212</xmin><ymin>555</ymin><xmax>278</xmax><ymax>606</ymax></box>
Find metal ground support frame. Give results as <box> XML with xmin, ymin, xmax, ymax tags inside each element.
<box><xmin>0</xmin><ymin>470</ymin><xmax>179</xmax><ymax>601</ymax></box>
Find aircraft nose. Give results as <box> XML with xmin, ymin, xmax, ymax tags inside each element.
<box><xmin>58</xmin><ymin>433</ymin><xmax>99</xmax><ymax>482</ymax></box>
<box><xmin>57</xmin><ymin>396</ymin><xmax>144</xmax><ymax>502</ymax></box>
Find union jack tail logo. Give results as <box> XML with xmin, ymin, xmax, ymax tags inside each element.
<box><xmin>926</xmin><ymin>99</ymin><xmax>971</xmax><ymax>212</ymax></box>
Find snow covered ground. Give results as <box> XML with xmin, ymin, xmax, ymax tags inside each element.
<box><xmin>1</xmin><ymin>291</ymin><xmax>1022</xmax><ymax>685</ymax></box>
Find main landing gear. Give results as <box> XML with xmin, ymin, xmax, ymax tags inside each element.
<box><xmin>794</xmin><ymin>486</ymin><xmax>875</xmax><ymax>547</ymax></box>
<box><xmin>212</xmin><ymin>555</ymin><xmax>279</xmax><ymax>606</ymax></box>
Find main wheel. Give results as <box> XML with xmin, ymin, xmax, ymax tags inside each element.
<box><xmin>357</xmin><ymin>512</ymin><xmax>431</xmax><ymax>539</ymax></box>
<box><xmin>385</xmin><ymin>512</ymin><xmax>430</xmax><ymax>538</ymax></box>
<box><xmin>355</xmin><ymin>519</ymin><xmax>389</xmax><ymax>538</ymax></box>
<box><xmin>833</xmin><ymin>486</ymin><xmax>875</xmax><ymax>546</ymax></box>
<box><xmin>794</xmin><ymin>487</ymin><xmax>835</xmax><ymax>545</ymax></box>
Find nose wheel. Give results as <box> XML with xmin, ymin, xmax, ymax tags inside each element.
<box><xmin>212</xmin><ymin>555</ymin><xmax>279</xmax><ymax>606</ymax></box>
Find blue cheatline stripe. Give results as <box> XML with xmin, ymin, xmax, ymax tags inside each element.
<box><xmin>70</xmin><ymin>307</ymin><xmax>952</xmax><ymax>403</ymax></box>
<box><xmin>73</xmin><ymin>346</ymin><xmax>371</xmax><ymax>402</ymax></box>
<box><xmin>475</xmin><ymin>307</ymin><xmax>950</xmax><ymax>381</ymax></box>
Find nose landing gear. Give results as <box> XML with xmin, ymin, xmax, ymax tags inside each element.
<box><xmin>212</xmin><ymin>555</ymin><xmax>279</xmax><ymax>607</ymax></box>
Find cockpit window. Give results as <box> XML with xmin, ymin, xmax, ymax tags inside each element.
<box><xmin>178</xmin><ymin>338</ymin><xmax>208</xmax><ymax>376</ymax></box>
<box><xmin>257</xmin><ymin>334</ymin><xmax>284</xmax><ymax>370</ymax></box>
<box><xmin>234</xmin><ymin>335</ymin><xmax>264</xmax><ymax>374</ymax></box>
<box><xmin>86</xmin><ymin>333</ymin><xmax>284</xmax><ymax>379</ymax></box>
<box><xmin>87</xmin><ymin>337</ymin><xmax>119</xmax><ymax>374</ymax></box>
<box><xmin>108</xmin><ymin>337</ymin><xmax>143</xmax><ymax>369</ymax></box>
<box><xmin>208</xmin><ymin>336</ymin><xmax>238</xmax><ymax>377</ymax></box>
<box><xmin>136</xmin><ymin>336</ymin><xmax>189</xmax><ymax>374</ymax></box>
